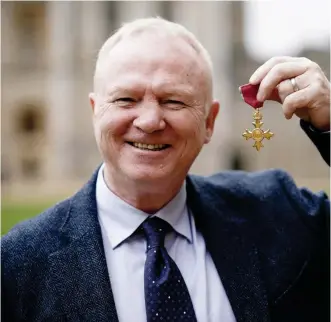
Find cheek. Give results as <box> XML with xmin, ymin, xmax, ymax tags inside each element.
<box><xmin>95</xmin><ymin>108</ymin><xmax>133</xmax><ymax>138</ymax></box>
<box><xmin>169</xmin><ymin>109</ymin><xmax>206</xmax><ymax>142</ymax></box>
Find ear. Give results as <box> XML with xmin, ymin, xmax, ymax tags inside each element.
<box><xmin>204</xmin><ymin>100</ymin><xmax>220</xmax><ymax>144</ymax></box>
<box><xmin>89</xmin><ymin>93</ymin><xmax>96</xmax><ymax>112</ymax></box>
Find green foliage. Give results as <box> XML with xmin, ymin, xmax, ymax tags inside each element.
<box><xmin>1</xmin><ymin>201</ymin><xmax>55</xmax><ymax>235</ymax></box>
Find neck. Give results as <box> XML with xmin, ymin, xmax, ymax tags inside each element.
<box><xmin>103</xmin><ymin>166</ymin><xmax>185</xmax><ymax>214</ymax></box>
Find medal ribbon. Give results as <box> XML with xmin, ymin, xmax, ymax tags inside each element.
<box><xmin>239</xmin><ymin>83</ymin><xmax>263</xmax><ymax>109</ymax></box>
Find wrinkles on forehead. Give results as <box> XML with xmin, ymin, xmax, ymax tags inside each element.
<box><xmin>94</xmin><ymin>34</ymin><xmax>212</xmax><ymax>105</ymax></box>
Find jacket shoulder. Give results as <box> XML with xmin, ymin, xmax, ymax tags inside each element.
<box><xmin>190</xmin><ymin>168</ymin><xmax>289</xmax><ymax>199</ymax></box>
<box><xmin>188</xmin><ymin>168</ymin><xmax>328</xmax><ymax>230</ymax></box>
<box><xmin>192</xmin><ymin>167</ymin><xmax>326</xmax><ymax>197</ymax></box>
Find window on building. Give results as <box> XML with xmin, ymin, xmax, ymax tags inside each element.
<box><xmin>15</xmin><ymin>103</ymin><xmax>45</xmax><ymax>179</ymax></box>
<box><xmin>13</xmin><ymin>2</ymin><xmax>46</xmax><ymax>67</ymax></box>
<box><xmin>16</xmin><ymin>105</ymin><xmax>44</xmax><ymax>134</ymax></box>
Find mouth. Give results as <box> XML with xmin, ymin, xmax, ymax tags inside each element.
<box><xmin>126</xmin><ymin>142</ymin><xmax>171</xmax><ymax>151</ymax></box>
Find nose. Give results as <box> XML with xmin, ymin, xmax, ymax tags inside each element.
<box><xmin>133</xmin><ymin>103</ymin><xmax>166</xmax><ymax>133</ymax></box>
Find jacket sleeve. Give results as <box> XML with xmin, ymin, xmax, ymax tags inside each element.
<box><xmin>275</xmin><ymin>168</ymin><xmax>330</xmax><ymax>319</ymax></box>
<box><xmin>300</xmin><ymin>119</ymin><xmax>330</xmax><ymax>166</ymax></box>
<box><xmin>275</xmin><ymin>119</ymin><xmax>330</xmax><ymax>234</ymax></box>
<box><xmin>276</xmin><ymin>168</ymin><xmax>329</xmax><ymax>238</ymax></box>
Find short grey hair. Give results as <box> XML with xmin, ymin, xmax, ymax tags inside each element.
<box><xmin>93</xmin><ymin>17</ymin><xmax>214</xmax><ymax>110</ymax></box>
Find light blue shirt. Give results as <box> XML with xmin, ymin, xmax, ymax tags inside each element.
<box><xmin>96</xmin><ymin>165</ymin><xmax>236</xmax><ymax>322</ymax></box>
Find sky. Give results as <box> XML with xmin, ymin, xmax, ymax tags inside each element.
<box><xmin>243</xmin><ymin>0</ymin><xmax>330</xmax><ymax>60</ymax></box>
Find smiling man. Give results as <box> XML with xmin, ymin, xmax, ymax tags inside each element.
<box><xmin>2</xmin><ymin>18</ymin><xmax>330</xmax><ymax>322</ymax></box>
<box><xmin>90</xmin><ymin>22</ymin><xmax>218</xmax><ymax>214</ymax></box>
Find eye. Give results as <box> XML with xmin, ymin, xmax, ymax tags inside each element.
<box><xmin>115</xmin><ymin>97</ymin><xmax>135</xmax><ymax>103</ymax></box>
<box><xmin>163</xmin><ymin>100</ymin><xmax>185</xmax><ymax>110</ymax></box>
<box><xmin>165</xmin><ymin>100</ymin><xmax>183</xmax><ymax>105</ymax></box>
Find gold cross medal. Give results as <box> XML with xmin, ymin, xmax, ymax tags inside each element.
<box><xmin>239</xmin><ymin>83</ymin><xmax>274</xmax><ymax>151</ymax></box>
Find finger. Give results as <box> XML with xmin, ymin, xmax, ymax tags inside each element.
<box><xmin>249</xmin><ymin>56</ymin><xmax>296</xmax><ymax>84</ymax></box>
<box><xmin>276</xmin><ymin>73</ymin><xmax>309</xmax><ymax>103</ymax></box>
<box><xmin>249</xmin><ymin>56</ymin><xmax>310</xmax><ymax>85</ymax></box>
<box><xmin>257</xmin><ymin>62</ymin><xmax>308</xmax><ymax>101</ymax></box>
<box><xmin>282</xmin><ymin>86</ymin><xmax>312</xmax><ymax>119</ymax></box>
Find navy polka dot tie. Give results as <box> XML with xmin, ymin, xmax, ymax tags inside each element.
<box><xmin>141</xmin><ymin>217</ymin><xmax>197</xmax><ymax>322</ymax></box>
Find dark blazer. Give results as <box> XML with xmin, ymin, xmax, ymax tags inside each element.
<box><xmin>2</xmin><ymin>122</ymin><xmax>330</xmax><ymax>322</ymax></box>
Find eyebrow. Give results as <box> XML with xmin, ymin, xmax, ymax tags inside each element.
<box><xmin>105</xmin><ymin>86</ymin><xmax>140</xmax><ymax>97</ymax></box>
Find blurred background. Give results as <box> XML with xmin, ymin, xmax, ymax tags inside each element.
<box><xmin>1</xmin><ymin>0</ymin><xmax>330</xmax><ymax>234</ymax></box>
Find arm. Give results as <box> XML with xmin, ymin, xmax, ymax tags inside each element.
<box><xmin>300</xmin><ymin>119</ymin><xmax>330</xmax><ymax>166</ymax></box>
<box><xmin>248</xmin><ymin>56</ymin><xmax>330</xmax><ymax>164</ymax></box>
<box><xmin>276</xmin><ymin>169</ymin><xmax>329</xmax><ymax>235</ymax></box>
<box><xmin>274</xmin><ymin>168</ymin><xmax>330</xmax><ymax>321</ymax></box>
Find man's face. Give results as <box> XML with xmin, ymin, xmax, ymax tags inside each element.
<box><xmin>90</xmin><ymin>34</ymin><xmax>219</xmax><ymax>185</ymax></box>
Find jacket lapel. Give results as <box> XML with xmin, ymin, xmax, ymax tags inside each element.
<box><xmin>186</xmin><ymin>175</ymin><xmax>270</xmax><ymax>322</ymax></box>
<box><xmin>46</xmin><ymin>168</ymin><xmax>119</xmax><ymax>322</ymax></box>
<box><xmin>43</xmin><ymin>167</ymin><xmax>270</xmax><ymax>321</ymax></box>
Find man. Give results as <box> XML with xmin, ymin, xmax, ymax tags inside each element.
<box><xmin>2</xmin><ymin>17</ymin><xmax>330</xmax><ymax>322</ymax></box>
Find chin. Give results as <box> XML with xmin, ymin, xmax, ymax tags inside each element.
<box><xmin>123</xmin><ymin>165</ymin><xmax>175</xmax><ymax>183</ymax></box>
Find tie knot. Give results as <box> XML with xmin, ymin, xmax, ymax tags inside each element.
<box><xmin>141</xmin><ymin>217</ymin><xmax>172</xmax><ymax>250</ymax></box>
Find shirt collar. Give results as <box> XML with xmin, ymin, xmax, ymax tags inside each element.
<box><xmin>96</xmin><ymin>164</ymin><xmax>192</xmax><ymax>249</ymax></box>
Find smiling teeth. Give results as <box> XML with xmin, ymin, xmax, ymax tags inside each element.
<box><xmin>132</xmin><ymin>143</ymin><xmax>166</xmax><ymax>150</ymax></box>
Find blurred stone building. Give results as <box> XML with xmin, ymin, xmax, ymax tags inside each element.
<box><xmin>1</xmin><ymin>1</ymin><xmax>329</xmax><ymax>198</ymax></box>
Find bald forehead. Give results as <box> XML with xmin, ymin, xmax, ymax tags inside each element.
<box><xmin>110</xmin><ymin>36</ymin><xmax>200</xmax><ymax>72</ymax></box>
<box><xmin>94</xmin><ymin>33</ymin><xmax>211</xmax><ymax>96</ymax></box>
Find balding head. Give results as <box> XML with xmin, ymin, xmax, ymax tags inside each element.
<box><xmin>93</xmin><ymin>17</ymin><xmax>214</xmax><ymax>110</ymax></box>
